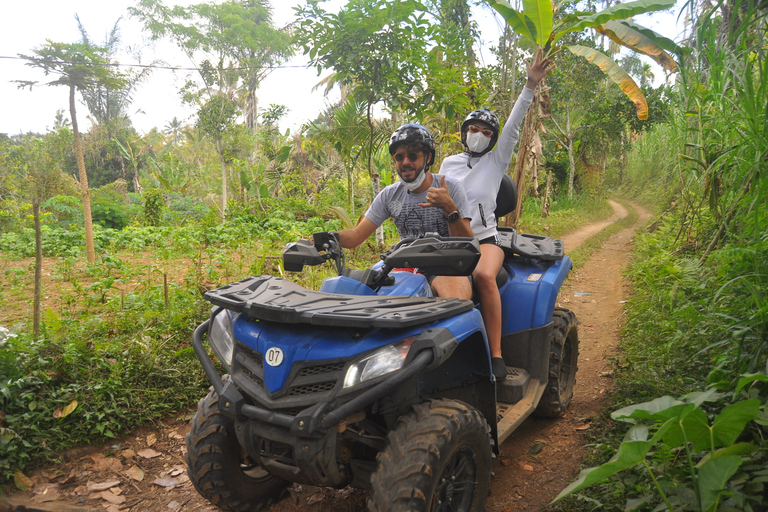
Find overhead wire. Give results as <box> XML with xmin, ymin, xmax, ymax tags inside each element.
<box><xmin>0</xmin><ymin>55</ymin><xmax>311</xmax><ymax>72</ymax></box>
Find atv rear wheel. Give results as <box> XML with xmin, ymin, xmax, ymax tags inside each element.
<box><xmin>535</xmin><ymin>307</ymin><xmax>579</xmax><ymax>418</ymax></box>
<box><xmin>185</xmin><ymin>378</ymin><xmax>289</xmax><ymax>511</ymax></box>
<box><xmin>369</xmin><ymin>399</ymin><xmax>492</xmax><ymax>512</ymax></box>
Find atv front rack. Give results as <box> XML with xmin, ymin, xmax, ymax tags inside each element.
<box><xmin>497</xmin><ymin>228</ymin><xmax>564</xmax><ymax>261</ymax></box>
<box><xmin>204</xmin><ymin>275</ymin><xmax>475</xmax><ymax>329</ymax></box>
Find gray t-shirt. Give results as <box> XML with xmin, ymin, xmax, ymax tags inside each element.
<box><xmin>364</xmin><ymin>175</ymin><xmax>471</xmax><ymax>239</ymax></box>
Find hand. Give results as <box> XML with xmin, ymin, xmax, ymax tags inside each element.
<box><xmin>418</xmin><ymin>175</ymin><xmax>456</xmax><ymax>216</ymax></box>
<box><xmin>526</xmin><ymin>48</ymin><xmax>555</xmax><ymax>89</ymax></box>
<box><xmin>310</xmin><ymin>231</ymin><xmax>338</xmax><ymax>250</ymax></box>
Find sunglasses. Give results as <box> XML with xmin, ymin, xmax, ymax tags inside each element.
<box><xmin>468</xmin><ymin>125</ymin><xmax>494</xmax><ymax>137</ymax></box>
<box><xmin>393</xmin><ymin>152</ymin><xmax>424</xmax><ymax>162</ymax></box>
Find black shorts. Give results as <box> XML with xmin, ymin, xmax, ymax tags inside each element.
<box><xmin>478</xmin><ymin>234</ymin><xmax>501</xmax><ymax>246</ymax></box>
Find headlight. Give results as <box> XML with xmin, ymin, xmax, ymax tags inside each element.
<box><xmin>343</xmin><ymin>338</ymin><xmax>414</xmax><ymax>389</ymax></box>
<box><xmin>209</xmin><ymin>309</ymin><xmax>235</xmax><ymax>367</ymax></box>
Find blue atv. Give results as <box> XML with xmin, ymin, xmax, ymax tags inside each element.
<box><xmin>185</xmin><ymin>183</ymin><xmax>579</xmax><ymax>512</ymax></box>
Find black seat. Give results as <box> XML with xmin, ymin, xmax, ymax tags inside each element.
<box><xmin>494</xmin><ymin>174</ymin><xmax>518</xmax><ymax>219</ymax></box>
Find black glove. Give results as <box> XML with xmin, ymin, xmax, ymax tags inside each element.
<box><xmin>311</xmin><ymin>231</ymin><xmax>339</xmax><ymax>251</ymax></box>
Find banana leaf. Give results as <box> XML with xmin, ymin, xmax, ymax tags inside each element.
<box><xmin>597</xmin><ymin>20</ymin><xmax>678</xmax><ymax>72</ymax></box>
<box><xmin>567</xmin><ymin>45</ymin><xmax>649</xmax><ymax>119</ymax></box>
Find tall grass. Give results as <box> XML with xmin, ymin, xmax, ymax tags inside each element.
<box><xmin>556</xmin><ymin>2</ymin><xmax>768</xmax><ymax>510</ymax></box>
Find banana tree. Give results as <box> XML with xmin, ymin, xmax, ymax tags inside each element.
<box><xmin>489</xmin><ymin>0</ymin><xmax>683</xmax><ymax>119</ymax></box>
<box><xmin>488</xmin><ymin>0</ymin><xmax>683</xmax><ymax>221</ymax></box>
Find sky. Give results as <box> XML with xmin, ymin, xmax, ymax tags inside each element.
<box><xmin>0</xmin><ymin>0</ymin><xmax>685</xmax><ymax>138</ymax></box>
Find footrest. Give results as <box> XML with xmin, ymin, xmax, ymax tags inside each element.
<box><xmin>496</xmin><ymin>367</ymin><xmax>530</xmax><ymax>404</ymax></box>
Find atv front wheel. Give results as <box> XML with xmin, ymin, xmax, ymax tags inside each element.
<box><xmin>185</xmin><ymin>378</ymin><xmax>289</xmax><ymax>511</ymax></box>
<box><xmin>369</xmin><ymin>399</ymin><xmax>492</xmax><ymax>512</ymax></box>
<box><xmin>535</xmin><ymin>307</ymin><xmax>579</xmax><ymax>418</ymax></box>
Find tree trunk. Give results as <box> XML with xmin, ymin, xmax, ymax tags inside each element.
<box><xmin>33</xmin><ymin>200</ymin><xmax>42</xmax><ymax>340</ymax></box>
<box><xmin>217</xmin><ymin>140</ymin><xmax>228</xmax><ymax>219</ymax></box>
<box><xmin>366</xmin><ymin>102</ymin><xmax>384</xmax><ymax>249</ymax></box>
<box><xmin>567</xmin><ymin>140</ymin><xmax>576</xmax><ymax>199</ymax></box>
<box><xmin>541</xmin><ymin>171</ymin><xmax>552</xmax><ymax>218</ymax></box>
<box><xmin>70</xmin><ymin>85</ymin><xmax>96</xmax><ymax>263</ymax></box>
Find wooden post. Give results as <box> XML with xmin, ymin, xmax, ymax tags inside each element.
<box><xmin>164</xmin><ymin>273</ymin><xmax>169</xmax><ymax>310</ymax></box>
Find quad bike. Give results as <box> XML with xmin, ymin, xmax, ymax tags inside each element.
<box><xmin>185</xmin><ymin>177</ymin><xmax>579</xmax><ymax>512</ymax></box>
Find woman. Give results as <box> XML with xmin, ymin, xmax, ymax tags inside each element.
<box><xmin>439</xmin><ymin>48</ymin><xmax>554</xmax><ymax>380</ymax></box>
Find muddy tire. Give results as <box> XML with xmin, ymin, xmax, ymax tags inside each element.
<box><xmin>535</xmin><ymin>307</ymin><xmax>579</xmax><ymax>418</ymax></box>
<box><xmin>368</xmin><ymin>399</ymin><xmax>492</xmax><ymax>512</ymax></box>
<box><xmin>185</xmin><ymin>378</ymin><xmax>289</xmax><ymax>511</ymax></box>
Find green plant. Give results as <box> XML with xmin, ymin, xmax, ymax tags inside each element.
<box><xmin>142</xmin><ymin>188</ymin><xmax>165</xmax><ymax>227</ymax></box>
<box><xmin>554</xmin><ymin>378</ymin><xmax>767</xmax><ymax>511</ymax></box>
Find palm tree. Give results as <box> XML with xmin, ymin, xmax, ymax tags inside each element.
<box><xmin>18</xmin><ymin>42</ymin><xmax>127</xmax><ymax>262</ymax></box>
<box><xmin>164</xmin><ymin>117</ymin><xmax>185</xmax><ymax>146</ymax></box>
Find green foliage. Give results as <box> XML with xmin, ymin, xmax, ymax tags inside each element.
<box><xmin>164</xmin><ymin>193</ymin><xmax>210</xmax><ymax>225</ymax></box>
<box><xmin>554</xmin><ymin>385</ymin><xmax>766</xmax><ymax>512</ymax></box>
<box><xmin>142</xmin><ymin>188</ymin><xmax>164</xmax><ymax>227</ymax></box>
<box><xmin>488</xmin><ymin>0</ymin><xmax>681</xmax><ymax>120</ymax></box>
<box><xmin>0</xmin><ymin>309</ymin><xmax>208</xmax><ymax>482</ymax></box>
<box><xmin>91</xmin><ymin>187</ymin><xmax>131</xmax><ymax>230</ymax></box>
<box><xmin>41</xmin><ymin>195</ymin><xmax>83</xmax><ymax>229</ymax></box>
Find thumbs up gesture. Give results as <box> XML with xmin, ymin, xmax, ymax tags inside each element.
<box><xmin>419</xmin><ymin>175</ymin><xmax>456</xmax><ymax>216</ymax></box>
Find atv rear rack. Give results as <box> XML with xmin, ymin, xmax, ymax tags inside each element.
<box><xmin>497</xmin><ymin>228</ymin><xmax>564</xmax><ymax>261</ymax></box>
<box><xmin>204</xmin><ymin>275</ymin><xmax>475</xmax><ymax>328</ymax></box>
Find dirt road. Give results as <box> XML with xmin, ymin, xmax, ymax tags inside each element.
<box><xmin>2</xmin><ymin>201</ymin><xmax>652</xmax><ymax>512</ymax></box>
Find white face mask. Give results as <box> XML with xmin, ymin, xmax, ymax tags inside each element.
<box><xmin>401</xmin><ymin>168</ymin><xmax>427</xmax><ymax>192</ymax></box>
<box><xmin>466</xmin><ymin>131</ymin><xmax>490</xmax><ymax>153</ymax></box>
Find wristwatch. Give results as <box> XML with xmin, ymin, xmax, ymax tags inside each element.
<box><xmin>446</xmin><ymin>210</ymin><xmax>461</xmax><ymax>223</ymax></box>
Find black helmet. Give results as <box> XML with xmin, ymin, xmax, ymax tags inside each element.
<box><xmin>461</xmin><ymin>109</ymin><xmax>500</xmax><ymax>156</ymax></box>
<box><xmin>389</xmin><ymin>124</ymin><xmax>435</xmax><ymax>167</ymax></box>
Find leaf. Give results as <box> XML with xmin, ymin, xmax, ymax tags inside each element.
<box><xmin>662</xmin><ymin>407</ymin><xmax>711</xmax><ymax>451</ymax></box>
<box><xmin>566</xmin><ymin>45</ymin><xmax>648</xmax><ymax>120</ymax></box>
<box><xmin>86</xmin><ymin>480</ymin><xmax>121</xmax><ymax>492</ymax></box>
<box><xmin>522</xmin><ymin>0</ymin><xmax>553</xmax><ymax>48</ymax></box>
<box><xmin>151</xmin><ymin>477</ymin><xmax>179</xmax><ymax>488</ymax></box>
<box><xmin>100</xmin><ymin>490</ymin><xmax>126</xmax><ymax>505</ymax></box>
<box><xmin>735</xmin><ymin>373</ymin><xmax>768</xmax><ymax>394</ymax></box>
<box><xmin>553</xmin><ymin>420</ymin><xmax>675</xmax><ymax>503</ymax></box>
<box><xmin>697</xmin><ymin>455</ymin><xmax>742</xmax><ymax>512</ymax></box>
<box><xmin>330</xmin><ymin>206</ymin><xmax>354</xmax><ymax>230</ymax></box>
<box><xmin>61</xmin><ymin>400</ymin><xmax>78</xmax><ymax>419</ymax></box>
<box><xmin>570</xmin><ymin>0</ymin><xmax>676</xmax><ymax>33</ymax></box>
<box><xmin>610</xmin><ymin>19</ymin><xmax>686</xmax><ymax>56</ymax></box>
<box><xmin>14</xmin><ymin>471</ymin><xmax>33</xmax><ymax>491</ymax></box>
<box><xmin>127</xmin><ymin>465</ymin><xmax>145</xmax><ymax>482</ymax></box>
<box><xmin>487</xmin><ymin>0</ymin><xmax>537</xmax><ymax>44</ymax></box>
<box><xmin>137</xmin><ymin>448</ymin><xmax>162</xmax><ymax>459</ymax></box>
<box><xmin>596</xmin><ymin>20</ymin><xmax>678</xmax><ymax>72</ymax></box>
<box><xmin>711</xmin><ymin>399</ymin><xmax>761</xmax><ymax>448</ymax></box>
<box><xmin>611</xmin><ymin>395</ymin><xmax>684</xmax><ymax>421</ymax></box>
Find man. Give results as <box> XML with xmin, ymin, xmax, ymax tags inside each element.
<box><xmin>314</xmin><ymin>123</ymin><xmax>474</xmax><ymax>299</ymax></box>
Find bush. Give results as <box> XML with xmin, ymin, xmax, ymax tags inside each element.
<box><xmin>91</xmin><ymin>188</ymin><xmax>132</xmax><ymax>230</ymax></box>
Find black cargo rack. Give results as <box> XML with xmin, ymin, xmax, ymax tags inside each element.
<box><xmin>204</xmin><ymin>276</ymin><xmax>475</xmax><ymax>329</ymax></box>
<box><xmin>497</xmin><ymin>228</ymin><xmax>564</xmax><ymax>261</ymax></box>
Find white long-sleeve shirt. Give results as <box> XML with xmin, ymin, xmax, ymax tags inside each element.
<box><xmin>439</xmin><ymin>87</ymin><xmax>534</xmax><ymax>241</ymax></box>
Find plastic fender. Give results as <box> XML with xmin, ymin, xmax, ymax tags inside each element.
<box><xmin>377</xmin><ymin>271</ymin><xmax>433</xmax><ymax>298</ymax></box>
<box><xmin>319</xmin><ymin>276</ymin><xmax>377</xmax><ymax>295</ymax></box>
<box><xmin>422</xmin><ymin>308</ymin><xmax>492</xmax><ymax>376</ymax></box>
<box><xmin>500</xmin><ymin>255</ymin><xmax>572</xmax><ymax>333</ymax></box>
<box><xmin>231</xmin><ymin>312</ymin><xmax>479</xmax><ymax>394</ymax></box>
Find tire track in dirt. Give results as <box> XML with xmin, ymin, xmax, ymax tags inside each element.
<box><xmin>2</xmin><ymin>201</ymin><xmax>651</xmax><ymax>512</ymax></box>
<box><xmin>486</xmin><ymin>200</ymin><xmax>652</xmax><ymax>511</ymax></box>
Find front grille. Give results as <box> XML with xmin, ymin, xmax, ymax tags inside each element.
<box><xmin>299</xmin><ymin>362</ymin><xmax>345</xmax><ymax>377</ymax></box>
<box><xmin>289</xmin><ymin>381</ymin><xmax>337</xmax><ymax>396</ymax></box>
<box><xmin>234</xmin><ymin>342</ymin><xmax>346</xmax><ymax>402</ymax></box>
